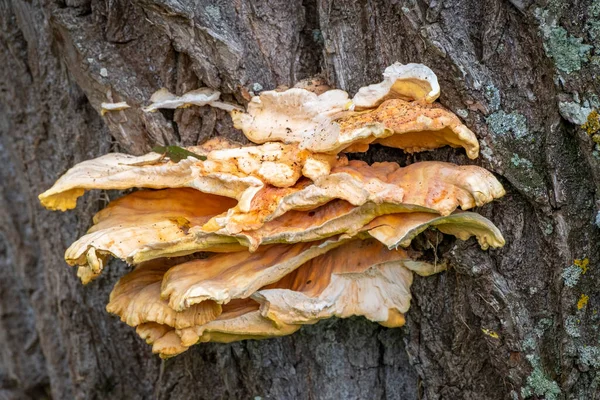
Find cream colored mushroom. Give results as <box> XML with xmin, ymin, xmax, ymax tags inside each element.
<box><xmin>38</xmin><ymin>141</ymin><xmax>338</xmax><ymax>212</ymax></box>
<box><xmin>364</xmin><ymin>211</ymin><xmax>505</xmax><ymax>250</ymax></box>
<box><xmin>106</xmin><ymin>259</ymin><xmax>222</xmax><ymax>329</ymax></box>
<box><xmin>142</xmin><ymin>88</ymin><xmax>242</xmax><ymax>113</ymax></box>
<box><xmin>160</xmin><ymin>237</ymin><xmax>350</xmax><ymax>311</ymax></box>
<box><xmin>351</xmin><ymin>62</ymin><xmax>440</xmax><ymax>108</ymax></box>
<box><xmin>176</xmin><ymin>299</ymin><xmax>300</xmax><ymax>347</ymax></box>
<box><xmin>100</xmin><ymin>101</ymin><xmax>131</xmax><ymax>115</ymax></box>
<box><xmin>253</xmin><ymin>239</ymin><xmax>436</xmax><ymax>327</ymax></box>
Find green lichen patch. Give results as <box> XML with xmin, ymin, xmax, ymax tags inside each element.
<box><xmin>587</xmin><ymin>20</ymin><xmax>600</xmax><ymax>41</ymax></box>
<box><xmin>535</xmin><ymin>318</ymin><xmax>553</xmax><ymax>337</ymax></box>
<box><xmin>589</xmin><ymin>0</ymin><xmax>600</xmax><ymax>16</ymax></box>
<box><xmin>511</xmin><ymin>154</ymin><xmax>534</xmax><ymax>169</ymax></box>
<box><xmin>535</xmin><ymin>7</ymin><xmax>594</xmax><ymax>74</ymax></box>
<box><xmin>544</xmin><ymin>26</ymin><xmax>593</xmax><ymax>74</ymax></box>
<box><xmin>523</xmin><ymin>337</ymin><xmax>537</xmax><ymax>352</ymax></box>
<box><xmin>521</xmin><ymin>356</ymin><xmax>561</xmax><ymax>400</ymax></box>
<box><xmin>486</xmin><ymin>111</ymin><xmax>529</xmax><ymax>139</ymax></box>
<box><xmin>588</xmin><ymin>0</ymin><xmax>600</xmax><ymax>39</ymax></box>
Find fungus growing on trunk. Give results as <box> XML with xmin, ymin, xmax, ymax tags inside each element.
<box><xmin>142</xmin><ymin>88</ymin><xmax>242</xmax><ymax>112</ymax></box>
<box><xmin>351</xmin><ymin>62</ymin><xmax>440</xmax><ymax>108</ymax></box>
<box><xmin>64</xmin><ymin>160</ymin><xmax>503</xmax><ymax>282</ymax></box>
<box><xmin>100</xmin><ymin>101</ymin><xmax>131</xmax><ymax>115</ymax></box>
<box><xmin>39</xmin><ymin>62</ymin><xmax>506</xmax><ymax>357</ymax></box>
<box><xmin>38</xmin><ymin>140</ymin><xmax>339</xmax><ymax>211</ymax></box>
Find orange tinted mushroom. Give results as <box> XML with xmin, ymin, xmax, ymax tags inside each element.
<box><xmin>106</xmin><ymin>259</ymin><xmax>221</xmax><ymax>329</ymax></box>
<box><xmin>253</xmin><ymin>239</ymin><xmax>434</xmax><ymax>327</ymax></box>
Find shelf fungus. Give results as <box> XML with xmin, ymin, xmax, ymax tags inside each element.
<box><xmin>39</xmin><ymin>62</ymin><xmax>506</xmax><ymax>357</ymax></box>
<box><xmin>101</xmin><ymin>101</ymin><xmax>131</xmax><ymax>116</ymax></box>
<box><xmin>142</xmin><ymin>88</ymin><xmax>243</xmax><ymax>113</ymax></box>
<box><xmin>231</xmin><ymin>64</ymin><xmax>477</xmax><ymax>157</ymax></box>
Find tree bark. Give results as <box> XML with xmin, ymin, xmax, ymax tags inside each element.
<box><xmin>1</xmin><ymin>0</ymin><xmax>599</xmax><ymax>399</ymax></box>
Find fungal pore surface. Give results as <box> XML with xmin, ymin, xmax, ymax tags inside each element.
<box><xmin>39</xmin><ymin>62</ymin><xmax>505</xmax><ymax>358</ymax></box>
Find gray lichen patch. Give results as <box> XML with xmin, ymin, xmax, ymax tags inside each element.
<box><xmin>534</xmin><ymin>318</ymin><xmax>553</xmax><ymax>338</ymax></box>
<box><xmin>486</xmin><ymin>110</ymin><xmax>529</xmax><ymax>139</ymax></box>
<box><xmin>456</xmin><ymin>108</ymin><xmax>469</xmax><ymax>119</ymax></box>
<box><xmin>579</xmin><ymin>346</ymin><xmax>600</xmax><ymax>368</ymax></box>
<box><xmin>484</xmin><ymin>85</ymin><xmax>501</xmax><ymax>112</ymax></box>
<box><xmin>565</xmin><ymin>315</ymin><xmax>582</xmax><ymax>337</ymax></box>
<box><xmin>562</xmin><ymin>265</ymin><xmax>583</xmax><ymax>287</ymax></box>
<box><xmin>558</xmin><ymin>101</ymin><xmax>593</xmax><ymax>125</ymax></box>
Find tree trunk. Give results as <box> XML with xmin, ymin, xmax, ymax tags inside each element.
<box><xmin>1</xmin><ymin>0</ymin><xmax>599</xmax><ymax>399</ymax></box>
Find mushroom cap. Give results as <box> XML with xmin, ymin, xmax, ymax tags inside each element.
<box><xmin>138</xmin><ymin>302</ymin><xmax>300</xmax><ymax>357</ymax></box>
<box><xmin>65</xmin><ymin>188</ymin><xmax>239</xmax><ymax>283</ymax></box>
<box><xmin>160</xmin><ymin>237</ymin><xmax>350</xmax><ymax>311</ymax></box>
<box><xmin>150</xmin><ymin>330</ymin><xmax>190</xmax><ymax>359</ymax></box>
<box><xmin>387</xmin><ymin>161</ymin><xmax>505</xmax><ymax>214</ymax></box>
<box><xmin>352</xmin><ymin>62</ymin><xmax>440</xmax><ymax>108</ymax></box>
<box><xmin>206</xmin><ymin>160</ymin><xmax>503</xmax><ymax>234</ymax></box>
<box><xmin>335</xmin><ymin>99</ymin><xmax>479</xmax><ymax>158</ymax></box>
<box><xmin>365</xmin><ymin>211</ymin><xmax>506</xmax><ymax>251</ymax></box>
<box><xmin>100</xmin><ymin>101</ymin><xmax>131</xmax><ymax>116</ymax></box>
<box><xmin>65</xmin><ymin>160</ymin><xmax>504</xmax><ymax>280</ymax></box>
<box><xmin>234</xmin><ymin>98</ymin><xmax>479</xmax><ymax>157</ymax></box>
<box><xmin>136</xmin><ymin>322</ymin><xmax>172</xmax><ymax>345</ymax></box>
<box><xmin>176</xmin><ymin>299</ymin><xmax>300</xmax><ymax>346</ymax></box>
<box><xmin>253</xmin><ymin>239</ymin><xmax>427</xmax><ymax>327</ymax></box>
<box><xmin>232</xmin><ymin>77</ymin><xmax>475</xmax><ymax>157</ymax></box>
<box><xmin>38</xmin><ymin>141</ymin><xmax>339</xmax><ymax>211</ymax></box>
<box><xmin>230</xmin><ymin>88</ymin><xmax>352</xmax><ymax>145</ymax></box>
<box><xmin>160</xmin><ymin>208</ymin><xmax>502</xmax><ymax>313</ymax></box>
<box><xmin>142</xmin><ymin>88</ymin><xmax>242</xmax><ymax>113</ymax></box>
<box><xmin>106</xmin><ymin>259</ymin><xmax>222</xmax><ymax>329</ymax></box>
<box><xmin>203</xmin><ymin>160</ymin><xmax>402</xmax><ymax>234</ymax></box>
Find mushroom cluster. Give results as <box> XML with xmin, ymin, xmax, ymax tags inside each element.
<box><xmin>39</xmin><ymin>63</ymin><xmax>506</xmax><ymax>358</ymax></box>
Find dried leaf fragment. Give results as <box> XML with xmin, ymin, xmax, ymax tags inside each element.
<box><xmin>151</xmin><ymin>145</ymin><xmax>207</xmax><ymax>162</ymax></box>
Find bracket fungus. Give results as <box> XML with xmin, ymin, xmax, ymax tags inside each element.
<box><xmin>39</xmin><ymin>62</ymin><xmax>506</xmax><ymax>357</ymax></box>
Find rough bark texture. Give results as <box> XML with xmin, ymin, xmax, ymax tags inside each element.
<box><xmin>1</xmin><ymin>0</ymin><xmax>600</xmax><ymax>399</ymax></box>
